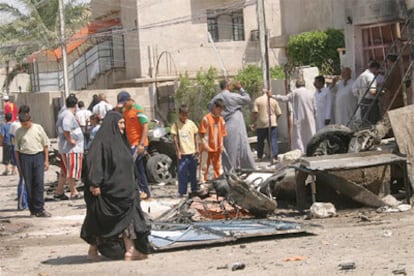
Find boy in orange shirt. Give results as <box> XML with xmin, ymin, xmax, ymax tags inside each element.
<box><xmin>199</xmin><ymin>99</ymin><xmax>227</xmax><ymax>181</ymax></box>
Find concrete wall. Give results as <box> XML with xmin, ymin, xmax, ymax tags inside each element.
<box><xmin>118</xmin><ymin>0</ymin><xmax>283</xmax><ymax>78</ymax></box>
<box><xmin>12</xmin><ymin>87</ymin><xmax>152</xmax><ymax>138</ymax></box>
<box><xmin>121</xmin><ymin>0</ymin><xmax>141</xmax><ymax>79</ymax></box>
<box><xmin>272</xmin><ymin>0</ymin><xmax>410</xmax><ymax>79</ymax></box>
<box><xmin>8</xmin><ymin>73</ymin><xmax>30</xmax><ymax>93</ymax></box>
<box><xmin>13</xmin><ymin>92</ymin><xmax>57</xmax><ymax>138</ymax></box>
<box><xmin>91</xmin><ymin>0</ymin><xmax>120</xmax><ymax>19</ymax></box>
<box><xmin>348</xmin><ymin>0</ymin><xmax>407</xmax><ymax>25</ymax></box>
<box><xmin>279</xmin><ymin>0</ymin><xmax>345</xmax><ymax>36</ymax></box>
<box><xmin>85</xmin><ymin>69</ymin><xmax>127</xmax><ymax>90</ymax></box>
<box><xmin>270</xmin><ymin>0</ymin><xmax>346</xmax><ymax>65</ymax></box>
<box><xmin>343</xmin><ymin>0</ymin><xmax>408</xmax><ymax>76</ymax></box>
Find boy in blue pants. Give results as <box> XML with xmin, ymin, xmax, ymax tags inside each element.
<box><xmin>171</xmin><ymin>105</ymin><xmax>199</xmax><ymax>197</ymax></box>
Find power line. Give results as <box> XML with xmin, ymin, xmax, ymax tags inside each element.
<box><xmin>0</xmin><ymin>0</ymin><xmax>258</xmax><ymax>64</ymax></box>
<box><xmin>1</xmin><ymin>0</ymin><xmax>254</xmax><ymax>45</ymax></box>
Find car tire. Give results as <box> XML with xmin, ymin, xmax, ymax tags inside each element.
<box><xmin>306</xmin><ymin>124</ymin><xmax>353</xmax><ymax>156</ymax></box>
<box><xmin>146</xmin><ymin>154</ymin><xmax>175</xmax><ymax>184</ymax></box>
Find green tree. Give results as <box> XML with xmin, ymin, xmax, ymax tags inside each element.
<box><xmin>174</xmin><ymin>67</ymin><xmax>218</xmax><ymax>124</ymax></box>
<box><xmin>235</xmin><ymin>64</ymin><xmax>286</xmax><ymax>100</ymax></box>
<box><xmin>0</xmin><ymin>0</ymin><xmax>90</xmax><ymax>63</ymax></box>
<box><xmin>287</xmin><ymin>28</ymin><xmax>344</xmax><ymax>74</ymax></box>
<box><xmin>174</xmin><ymin>65</ymin><xmax>285</xmax><ymax>129</ymax></box>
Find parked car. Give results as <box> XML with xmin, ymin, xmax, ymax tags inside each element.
<box><xmin>145</xmin><ymin>120</ymin><xmax>177</xmax><ymax>184</ymax></box>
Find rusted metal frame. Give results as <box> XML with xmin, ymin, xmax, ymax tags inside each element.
<box><xmin>369</xmin><ymin>28</ymin><xmax>375</xmax><ymax>58</ymax></box>
<box><xmin>362</xmin><ymin>41</ymin><xmax>410</xmax><ymax>122</ymax></box>
<box><xmin>292</xmin><ymin>165</ymin><xmax>314</xmax><ymax>210</ymax></box>
<box><xmin>379</xmin><ymin>26</ymin><xmax>386</xmax><ymax>59</ymax></box>
<box><xmin>293</xmin><ymin>156</ymin><xmax>409</xmax><ymax>210</ymax></box>
<box><xmin>400</xmin><ymin>161</ymin><xmax>412</xmax><ymax>200</ymax></box>
<box><xmin>384</xmin><ymin>60</ymin><xmax>414</xmax><ymax>113</ymax></box>
<box><xmin>349</xmin><ymin>19</ymin><xmax>411</xmax><ymax>126</ymax></box>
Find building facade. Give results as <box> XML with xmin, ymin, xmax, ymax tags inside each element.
<box><xmin>91</xmin><ymin>0</ymin><xmax>284</xmax><ymax>80</ymax></box>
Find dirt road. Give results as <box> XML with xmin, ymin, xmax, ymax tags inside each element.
<box><xmin>1</xmin><ymin>164</ymin><xmax>414</xmax><ymax>276</ymax></box>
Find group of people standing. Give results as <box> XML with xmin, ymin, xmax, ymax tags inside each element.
<box><xmin>273</xmin><ymin>69</ymin><xmax>359</xmax><ymax>153</ymax></box>
<box><xmin>171</xmin><ymin>80</ymin><xmax>270</xmax><ymax>197</ymax></box>
<box><xmin>273</xmin><ymin>57</ymin><xmax>402</xmax><ymax>154</ymax></box>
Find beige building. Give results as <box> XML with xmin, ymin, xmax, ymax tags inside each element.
<box><xmin>91</xmin><ymin>0</ymin><xmax>285</xmax><ymax>80</ymax></box>
<box><xmin>27</xmin><ymin>0</ymin><xmax>412</xmax><ymax>89</ymax></box>
<box><xmin>7</xmin><ymin>0</ymin><xmax>412</xmax><ymax>137</ymax></box>
<box><xmin>271</xmin><ymin>0</ymin><xmax>411</xmax><ymax>76</ymax></box>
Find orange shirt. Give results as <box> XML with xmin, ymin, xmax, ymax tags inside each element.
<box><xmin>123</xmin><ymin>104</ymin><xmax>149</xmax><ymax>147</ymax></box>
<box><xmin>199</xmin><ymin>113</ymin><xmax>227</xmax><ymax>152</ymax></box>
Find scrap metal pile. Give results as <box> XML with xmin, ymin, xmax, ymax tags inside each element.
<box><xmin>154</xmin><ymin>167</ymin><xmax>293</xmax><ymax>224</ymax></box>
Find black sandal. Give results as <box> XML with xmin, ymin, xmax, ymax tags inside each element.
<box><xmin>53</xmin><ymin>193</ymin><xmax>69</xmax><ymax>200</ymax></box>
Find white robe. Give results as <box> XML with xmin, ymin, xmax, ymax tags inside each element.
<box><xmin>209</xmin><ymin>89</ymin><xmax>256</xmax><ymax>171</ymax></box>
<box><xmin>314</xmin><ymin>87</ymin><xmax>333</xmax><ymax>131</ymax></box>
<box><xmin>352</xmin><ymin>69</ymin><xmax>377</xmax><ymax>121</ymax></box>
<box><xmin>334</xmin><ymin>79</ymin><xmax>357</xmax><ymax>125</ymax></box>
<box><xmin>352</xmin><ymin>69</ymin><xmax>377</xmax><ymax>101</ymax></box>
<box><xmin>275</xmin><ymin>87</ymin><xmax>316</xmax><ymax>153</ymax></box>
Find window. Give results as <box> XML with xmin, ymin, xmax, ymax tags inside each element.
<box><xmin>207</xmin><ymin>9</ymin><xmax>245</xmax><ymax>42</ymax></box>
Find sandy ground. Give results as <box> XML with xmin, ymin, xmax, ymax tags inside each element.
<box><xmin>1</xmin><ymin>162</ymin><xmax>414</xmax><ymax>276</ymax></box>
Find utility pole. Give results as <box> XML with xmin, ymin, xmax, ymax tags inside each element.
<box><xmin>257</xmin><ymin>0</ymin><xmax>270</xmax><ymax>90</ymax></box>
<box><xmin>208</xmin><ymin>32</ymin><xmax>228</xmax><ymax>79</ymax></box>
<box><xmin>406</xmin><ymin>0</ymin><xmax>414</xmax><ymax>104</ymax></box>
<box><xmin>58</xmin><ymin>0</ymin><xmax>70</xmax><ymax>98</ymax></box>
<box><xmin>5</xmin><ymin>60</ymin><xmax>9</xmax><ymax>94</ymax></box>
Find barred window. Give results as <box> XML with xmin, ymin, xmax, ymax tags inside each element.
<box><xmin>207</xmin><ymin>9</ymin><xmax>245</xmax><ymax>42</ymax></box>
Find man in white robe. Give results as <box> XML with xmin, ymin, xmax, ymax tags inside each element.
<box><xmin>331</xmin><ymin>67</ymin><xmax>357</xmax><ymax>126</ymax></box>
<box><xmin>273</xmin><ymin>80</ymin><xmax>316</xmax><ymax>153</ymax></box>
<box><xmin>313</xmin><ymin>75</ymin><xmax>333</xmax><ymax>131</ymax></box>
<box><xmin>352</xmin><ymin>61</ymin><xmax>381</xmax><ymax>125</ymax></box>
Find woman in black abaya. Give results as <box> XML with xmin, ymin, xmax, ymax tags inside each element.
<box><xmin>81</xmin><ymin>111</ymin><xmax>152</xmax><ymax>261</ymax></box>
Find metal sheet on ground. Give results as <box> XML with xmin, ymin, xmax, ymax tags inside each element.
<box><xmin>299</xmin><ymin>151</ymin><xmax>406</xmax><ymax>171</ymax></box>
<box><xmin>149</xmin><ymin>219</ymin><xmax>308</xmax><ymax>251</ymax></box>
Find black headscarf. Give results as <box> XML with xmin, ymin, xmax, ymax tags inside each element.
<box><xmin>81</xmin><ymin>111</ymin><xmax>150</xmax><ymax>246</ymax></box>
<box><xmin>87</xmin><ymin>94</ymin><xmax>100</xmax><ymax>111</ymax></box>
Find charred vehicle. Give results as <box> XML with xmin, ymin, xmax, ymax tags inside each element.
<box><xmin>145</xmin><ymin>120</ymin><xmax>177</xmax><ymax>184</ymax></box>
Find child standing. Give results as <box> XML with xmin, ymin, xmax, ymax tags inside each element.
<box><xmin>1</xmin><ymin>113</ymin><xmax>15</xmax><ymax>175</ymax></box>
<box><xmin>199</xmin><ymin>99</ymin><xmax>227</xmax><ymax>181</ymax></box>
<box><xmin>87</xmin><ymin>114</ymin><xmax>101</xmax><ymax>149</ymax></box>
<box><xmin>171</xmin><ymin>105</ymin><xmax>199</xmax><ymax>197</ymax></box>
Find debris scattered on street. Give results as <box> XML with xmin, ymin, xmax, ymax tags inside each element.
<box><xmin>231</xmin><ymin>263</ymin><xmax>246</xmax><ymax>271</ymax></box>
<box><xmin>392</xmin><ymin>268</ymin><xmax>407</xmax><ymax>275</ymax></box>
<box><xmin>338</xmin><ymin>261</ymin><xmax>356</xmax><ymax>270</ymax></box>
<box><xmin>283</xmin><ymin>256</ymin><xmax>307</xmax><ymax>262</ymax></box>
<box><xmin>310</xmin><ymin>202</ymin><xmax>336</xmax><ymax>218</ymax></box>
